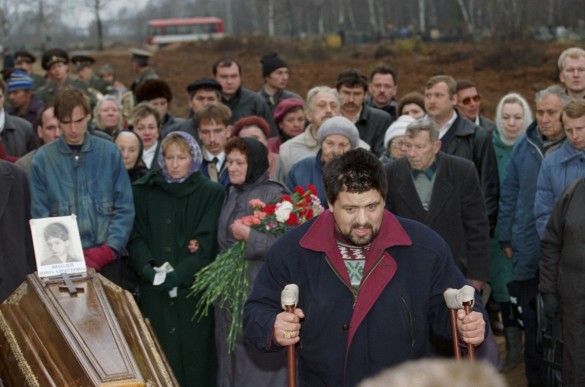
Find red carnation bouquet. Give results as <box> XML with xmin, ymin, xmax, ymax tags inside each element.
<box><xmin>190</xmin><ymin>185</ymin><xmax>323</xmax><ymax>351</ymax></box>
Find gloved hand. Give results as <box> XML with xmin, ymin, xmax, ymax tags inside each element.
<box><xmin>143</xmin><ymin>265</ymin><xmax>180</xmax><ymax>291</ymax></box>
<box><xmin>84</xmin><ymin>244</ymin><xmax>116</xmax><ymax>271</ymax></box>
<box><xmin>155</xmin><ymin>270</ymin><xmax>180</xmax><ymax>291</ymax></box>
<box><xmin>543</xmin><ymin>302</ymin><xmax>560</xmax><ymax>321</ymax></box>
<box><xmin>142</xmin><ymin>265</ymin><xmax>157</xmax><ymax>283</ymax></box>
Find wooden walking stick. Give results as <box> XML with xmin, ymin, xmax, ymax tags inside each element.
<box><xmin>443</xmin><ymin>285</ymin><xmax>476</xmax><ymax>361</ymax></box>
<box><xmin>281</xmin><ymin>284</ymin><xmax>299</xmax><ymax>387</ymax></box>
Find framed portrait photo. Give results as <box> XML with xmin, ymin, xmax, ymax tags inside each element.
<box><xmin>30</xmin><ymin>215</ymin><xmax>87</xmax><ymax>278</ymax></box>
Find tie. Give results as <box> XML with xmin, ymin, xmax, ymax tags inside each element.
<box><xmin>208</xmin><ymin>157</ymin><xmax>219</xmax><ymax>182</ymax></box>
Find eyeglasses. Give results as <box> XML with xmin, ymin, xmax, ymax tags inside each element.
<box><xmin>461</xmin><ymin>95</ymin><xmax>481</xmax><ymax>105</ymax></box>
<box><xmin>390</xmin><ymin>140</ymin><xmax>404</xmax><ymax>148</ymax></box>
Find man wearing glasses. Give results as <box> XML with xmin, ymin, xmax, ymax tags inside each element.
<box><xmin>424</xmin><ymin>75</ymin><xmax>499</xmax><ymax>238</ymax></box>
<box><xmin>456</xmin><ymin>80</ymin><xmax>496</xmax><ymax>133</ymax></box>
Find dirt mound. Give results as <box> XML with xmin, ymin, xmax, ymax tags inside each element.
<box><xmin>93</xmin><ymin>37</ymin><xmax>568</xmax><ymax>120</ymax></box>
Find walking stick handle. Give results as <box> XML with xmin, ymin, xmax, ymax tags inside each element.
<box><xmin>444</xmin><ymin>285</ymin><xmax>476</xmax><ymax>362</ymax></box>
<box><xmin>281</xmin><ymin>284</ymin><xmax>299</xmax><ymax>387</ymax></box>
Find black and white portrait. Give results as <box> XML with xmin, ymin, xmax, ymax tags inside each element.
<box><xmin>30</xmin><ymin>215</ymin><xmax>86</xmax><ymax>278</ymax></box>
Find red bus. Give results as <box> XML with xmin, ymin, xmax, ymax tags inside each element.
<box><xmin>146</xmin><ymin>17</ymin><xmax>225</xmax><ymax>45</ymax></box>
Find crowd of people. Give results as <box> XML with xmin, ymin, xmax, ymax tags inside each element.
<box><xmin>1</xmin><ymin>44</ymin><xmax>585</xmax><ymax>386</ymax></box>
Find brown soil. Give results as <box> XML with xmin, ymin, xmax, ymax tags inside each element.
<box><xmin>93</xmin><ymin>37</ymin><xmax>567</xmax><ymax>121</ymax></box>
<box><xmin>94</xmin><ymin>37</ymin><xmax>561</xmax><ymax>385</ymax></box>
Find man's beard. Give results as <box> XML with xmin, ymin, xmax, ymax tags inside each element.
<box><xmin>342</xmin><ymin>223</ymin><xmax>378</xmax><ymax>246</ymax></box>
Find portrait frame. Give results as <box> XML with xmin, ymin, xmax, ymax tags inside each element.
<box><xmin>30</xmin><ymin>215</ymin><xmax>87</xmax><ymax>278</ymax></box>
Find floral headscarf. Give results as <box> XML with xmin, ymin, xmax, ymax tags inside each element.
<box><xmin>157</xmin><ymin>131</ymin><xmax>203</xmax><ymax>183</ymax></box>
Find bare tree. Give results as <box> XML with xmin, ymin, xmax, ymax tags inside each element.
<box><xmin>418</xmin><ymin>0</ymin><xmax>426</xmax><ymax>35</ymax></box>
<box><xmin>267</xmin><ymin>0</ymin><xmax>275</xmax><ymax>36</ymax></box>
<box><xmin>85</xmin><ymin>0</ymin><xmax>108</xmax><ymax>50</ymax></box>
<box><xmin>456</xmin><ymin>0</ymin><xmax>474</xmax><ymax>34</ymax></box>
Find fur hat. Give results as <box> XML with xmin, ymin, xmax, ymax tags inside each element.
<box><xmin>317</xmin><ymin>116</ymin><xmax>360</xmax><ymax>149</ymax></box>
<box><xmin>383</xmin><ymin>115</ymin><xmax>416</xmax><ymax>149</ymax></box>
<box><xmin>135</xmin><ymin>79</ymin><xmax>172</xmax><ymax>103</ymax></box>
<box><xmin>260</xmin><ymin>52</ymin><xmax>288</xmax><ymax>78</ymax></box>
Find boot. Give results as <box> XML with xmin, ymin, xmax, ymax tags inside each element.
<box><xmin>501</xmin><ymin>327</ymin><xmax>523</xmax><ymax>371</ymax></box>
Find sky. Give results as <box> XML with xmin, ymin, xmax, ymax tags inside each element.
<box><xmin>61</xmin><ymin>0</ymin><xmax>149</xmax><ymax>29</ymax></box>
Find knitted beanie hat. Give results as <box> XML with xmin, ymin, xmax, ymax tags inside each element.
<box><xmin>260</xmin><ymin>52</ymin><xmax>288</xmax><ymax>78</ymax></box>
<box><xmin>383</xmin><ymin>115</ymin><xmax>416</xmax><ymax>149</ymax></box>
<box><xmin>6</xmin><ymin>71</ymin><xmax>34</xmax><ymax>92</ymax></box>
<box><xmin>317</xmin><ymin>116</ymin><xmax>360</xmax><ymax>149</ymax></box>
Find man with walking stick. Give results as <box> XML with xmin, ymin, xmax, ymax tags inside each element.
<box><xmin>244</xmin><ymin>149</ymin><xmax>486</xmax><ymax>386</ymax></box>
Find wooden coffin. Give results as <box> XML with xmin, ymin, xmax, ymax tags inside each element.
<box><xmin>0</xmin><ymin>272</ymin><xmax>178</xmax><ymax>386</ymax></box>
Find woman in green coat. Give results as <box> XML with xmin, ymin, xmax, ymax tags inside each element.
<box><xmin>491</xmin><ymin>92</ymin><xmax>532</xmax><ymax>371</ymax></box>
<box><xmin>128</xmin><ymin>131</ymin><xmax>225</xmax><ymax>386</ymax></box>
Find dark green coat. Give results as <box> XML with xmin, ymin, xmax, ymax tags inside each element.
<box><xmin>127</xmin><ymin>170</ymin><xmax>224</xmax><ymax>386</ymax></box>
<box><xmin>490</xmin><ymin>129</ymin><xmax>513</xmax><ymax>302</ymax></box>
<box><xmin>36</xmin><ymin>76</ymin><xmax>97</xmax><ymax>107</ymax></box>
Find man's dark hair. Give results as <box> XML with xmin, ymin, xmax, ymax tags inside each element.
<box><xmin>212</xmin><ymin>57</ymin><xmax>242</xmax><ymax>76</ymax></box>
<box><xmin>43</xmin><ymin>222</ymin><xmax>69</xmax><ymax>241</ymax></box>
<box><xmin>335</xmin><ymin>69</ymin><xmax>368</xmax><ymax>92</ymax></box>
<box><xmin>369</xmin><ymin>65</ymin><xmax>397</xmax><ymax>84</ymax></box>
<box><xmin>38</xmin><ymin>105</ymin><xmax>54</xmax><ymax>127</ymax></box>
<box><xmin>323</xmin><ymin>148</ymin><xmax>387</xmax><ymax>205</ymax></box>
<box><xmin>456</xmin><ymin>79</ymin><xmax>476</xmax><ymax>93</ymax></box>
<box><xmin>53</xmin><ymin>86</ymin><xmax>91</xmax><ymax>122</ymax></box>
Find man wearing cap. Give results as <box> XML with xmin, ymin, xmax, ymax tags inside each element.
<box><xmin>36</xmin><ymin>48</ymin><xmax>95</xmax><ymax>107</ymax></box>
<box><xmin>97</xmin><ymin>64</ymin><xmax>127</xmax><ymax>101</ymax></box>
<box><xmin>71</xmin><ymin>54</ymin><xmax>113</xmax><ymax>96</ymax></box>
<box><xmin>336</xmin><ymin>68</ymin><xmax>392</xmax><ymax>157</ymax></box>
<box><xmin>287</xmin><ymin>116</ymin><xmax>360</xmax><ymax>205</ymax></box>
<box><xmin>0</xmin><ymin>78</ymin><xmax>37</xmax><ymax>157</ymax></box>
<box><xmin>6</xmin><ymin>70</ymin><xmax>45</xmax><ymax>129</ymax></box>
<box><xmin>14</xmin><ymin>50</ymin><xmax>46</xmax><ymax>89</ymax></box>
<box><xmin>162</xmin><ymin>77</ymin><xmax>222</xmax><ymax>139</ymax></box>
<box><xmin>212</xmin><ymin>57</ymin><xmax>272</xmax><ymax>128</ymax></box>
<box><xmin>135</xmin><ymin>79</ymin><xmax>183</xmax><ymax>133</ymax></box>
<box><xmin>129</xmin><ymin>48</ymin><xmax>159</xmax><ymax>94</ymax></box>
<box><xmin>258</xmin><ymin>52</ymin><xmax>302</xmax><ymax>135</ymax></box>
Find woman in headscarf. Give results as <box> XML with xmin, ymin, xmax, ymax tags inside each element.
<box><xmin>216</xmin><ymin>137</ymin><xmax>289</xmax><ymax>387</ymax></box>
<box><xmin>490</xmin><ymin>92</ymin><xmax>533</xmax><ymax>372</ymax></box>
<box><xmin>127</xmin><ymin>131</ymin><xmax>225</xmax><ymax>386</ymax></box>
<box><xmin>114</xmin><ymin>130</ymin><xmax>147</xmax><ymax>182</ymax></box>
